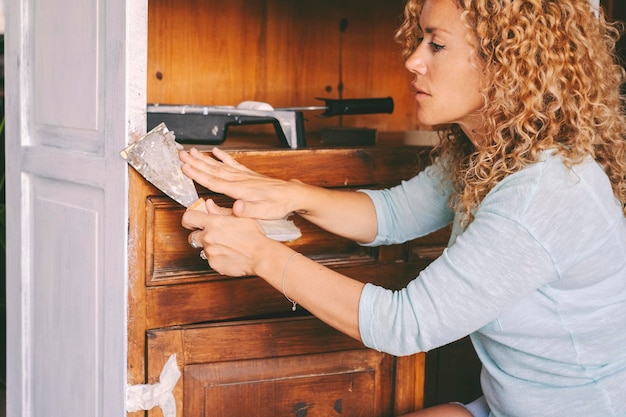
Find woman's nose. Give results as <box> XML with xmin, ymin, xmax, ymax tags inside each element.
<box><xmin>405</xmin><ymin>48</ymin><xmax>427</xmax><ymax>75</ymax></box>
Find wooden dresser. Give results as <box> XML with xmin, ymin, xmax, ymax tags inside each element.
<box><xmin>128</xmin><ymin>2</ymin><xmax>449</xmax><ymax>414</ymax></box>
<box><xmin>127</xmin><ymin>141</ymin><xmax>450</xmax><ymax>416</ymax></box>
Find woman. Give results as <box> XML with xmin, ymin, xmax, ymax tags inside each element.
<box><xmin>180</xmin><ymin>0</ymin><xmax>626</xmax><ymax>415</ymax></box>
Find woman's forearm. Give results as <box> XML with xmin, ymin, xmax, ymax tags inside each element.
<box><xmin>182</xmin><ymin>204</ymin><xmax>366</xmax><ymax>342</ymax></box>
<box><xmin>255</xmin><ymin>243</ymin><xmax>365</xmax><ymax>341</ymax></box>
<box><xmin>288</xmin><ymin>181</ymin><xmax>378</xmax><ymax>244</ymax></box>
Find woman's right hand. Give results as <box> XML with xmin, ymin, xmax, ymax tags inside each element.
<box><xmin>180</xmin><ymin>147</ymin><xmax>300</xmax><ymax>220</ymax></box>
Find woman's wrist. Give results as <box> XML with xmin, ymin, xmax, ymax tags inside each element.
<box><xmin>287</xmin><ymin>179</ymin><xmax>316</xmax><ymax>216</ymax></box>
<box><xmin>252</xmin><ymin>240</ymin><xmax>293</xmax><ymax>279</ymax></box>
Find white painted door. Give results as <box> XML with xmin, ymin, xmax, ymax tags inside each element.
<box><xmin>5</xmin><ymin>0</ymin><xmax>146</xmax><ymax>415</ymax></box>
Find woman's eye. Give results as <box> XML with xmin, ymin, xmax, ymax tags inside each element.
<box><xmin>429</xmin><ymin>42</ymin><xmax>445</xmax><ymax>52</ymax></box>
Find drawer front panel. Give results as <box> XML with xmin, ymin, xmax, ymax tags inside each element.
<box><xmin>147</xmin><ymin>316</ymin><xmax>412</xmax><ymax>417</ymax></box>
<box><xmin>186</xmin><ymin>352</ymin><xmax>384</xmax><ymax>417</ymax></box>
<box><xmin>146</xmin><ymin>261</ymin><xmax>434</xmax><ymax>329</ymax></box>
<box><xmin>146</xmin><ymin>195</ymin><xmax>376</xmax><ymax>286</ymax></box>
<box><xmin>226</xmin><ymin>147</ymin><xmax>429</xmax><ymax>188</ymax></box>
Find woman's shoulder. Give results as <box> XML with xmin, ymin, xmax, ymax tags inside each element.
<box><xmin>480</xmin><ymin>149</ymin><xmax>622</xmax><ymax>235</ymax></box>
<box><xmin>475</xmin><ymin>151</ymin><xmax>624</xmax><ymax>270</ymax></box>
<box><xmin>488</xmin><ymin>151</ymin><xmax>613</xmax><ymax>207</ymax></box>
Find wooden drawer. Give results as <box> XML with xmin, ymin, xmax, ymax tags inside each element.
<box><xmin>145</xmin><ymin>194</ymin><xmax>450</xmax><ymax>287</ymax></box>
<box><xmin>145</xmin><ymin>194</ymin><xmax>377</xmax><ymax>286</ymax></box>
<box><xmin>225</xmin><ymin>148</ymin><xmax>429</xmax><ymax>188</ymax></box>
<box><xmin>146</xmin><ymin>260</ymin><xmax>437</xmax><ymax>329</ymax></box>
<box><xmin>143</xmin><ymin>198</ymin><xmax>450</xmax><ymax>328</ymax></box>
<box><xmin>147</xmin><ymin>316</ymin><xmax>425</xmax><ymax>417</ymax></box>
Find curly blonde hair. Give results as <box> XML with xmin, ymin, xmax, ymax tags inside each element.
<box><xmin>396</xmin><ymin>0</ymin><xmax>626</xmax><ymax>223</ymax></box>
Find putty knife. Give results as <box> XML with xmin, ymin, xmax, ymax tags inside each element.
<box><xmin>121</xmin><ymin>123</ymin><xmax>301</xmax><ymax>242</ymax></box>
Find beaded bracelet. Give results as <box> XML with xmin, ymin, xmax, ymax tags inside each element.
<box><xmin>282</xmin><ymin>252</ymin><xmax>302</xmax><ymax>311</ymax></box>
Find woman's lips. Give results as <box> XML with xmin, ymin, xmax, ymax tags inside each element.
<box><xmin>413</xmin><ymin>87</ymin><xmax>431</xmax><ymax>100</ymax></box>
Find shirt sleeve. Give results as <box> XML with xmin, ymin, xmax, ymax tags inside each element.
<box><xmin>358</xmin><ymin>162</ymin><xmax>455</xmax><ymax>246</ymax></box>
<box><xmin>358</xmin><ymin>158</ymin><xmax>570</xmax><ymax>355</ymax></box>
<box><xmin>358</xmin><ymin>210</ymin><xmax>559</xmax><ymax>355</ymax></box>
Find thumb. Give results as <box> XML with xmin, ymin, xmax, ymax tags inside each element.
<box><xmin>205</xmin><ymin>199</ymin><xmax>233</xmax><ymax>216</ymax></box>
<box><xmin>231</xmin><ymin>199</ymin><xmax>248</xmax><ymax>217</ymax></box>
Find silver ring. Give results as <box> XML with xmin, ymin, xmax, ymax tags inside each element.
<box><xmin>200</xmin><ymin>250</ymin><xmax>207</xmax><ymax>260</ymax></box>
<box><xmin>190</xmin><ymin>233</ymin><xmax>201</xmax><ymax>249</ymax></box>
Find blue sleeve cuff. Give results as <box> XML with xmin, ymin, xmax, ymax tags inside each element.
<box><xmin>358</xmin><ymin>283</ymin><xmax>381</xmax><ymax>351</ymax></box>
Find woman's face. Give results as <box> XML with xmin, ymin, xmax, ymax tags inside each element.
<box><xmin>406</xmin><ymin>0</ymin><xmax>485</xmax><ymax>141</ymax></box>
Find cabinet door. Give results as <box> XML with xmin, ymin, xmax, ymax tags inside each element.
<box><xmin>6</xmin><ymin>0</ymin><xmax>145</xmax><ymax>414</ymax></box>
<box><xmin>146</xmin><ymin>317</ymin><xmax>425</xmax><ymax>417</ymax></box>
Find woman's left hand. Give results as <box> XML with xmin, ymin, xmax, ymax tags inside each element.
<box><xmin>180</xmin><ymin>147</ymin><xmax>298</xmax><ymax>221</ymax></box>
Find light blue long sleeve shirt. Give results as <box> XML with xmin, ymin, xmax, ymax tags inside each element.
<box><xmin>358</xmin><ymin>151</ymin><xmax>626</xmax><ymax>416</ymax></box>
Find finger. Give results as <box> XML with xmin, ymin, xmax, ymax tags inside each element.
<box><xmin>181</xmin><ymin>149</ymin><xmax>250</xmax><ymax>197</ymax></box>
<box><xmin>231</xmin><ymin>199</ymin><xmax>267</xmax><ymax>218</ymax></box>
<box><xmin>209</xmin><ymin>147</ymin><xmax>252</xmax><ymax>172</ymax></box>
<box><xmin>180</xmin><ymin>155</ymin><xmax>231</xmax><ymax>194</ymax></box>
<box><xmin>205</xmin><ymin>199</ymin><xmax>233</xmax><ymax>215</ymax></box>
<box><xmin>180</xmin><ymin>148</ymin><xmax>220</xmax><ymax>175</ymax></box>
<box><xmin>185</xmin><ymin>147</ymin><xmax>250</xmax><ymax>176</ymax></box>
<box><xmin>181</xmin><ymin>209</ymin><xmax>209</xmax><ymax>231</ymax></box>
<box><xmin>188</xmin><ymin>230</ymin><xmax>202</xmax><ymax>249</ymax></box>
<box><xmin>231</xmin><ymin>199</ymin><xmax>246</xmax><ymax>217</ymax></box>
<box><xmin>232</xmin><ymin>199</ymin><xmax>279</xmax><ymax>220</ymax></box>
<box><xmin>179</xmin><ymin>148</ymin><xmax>209</xmax><ymax>167</ymax></box>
